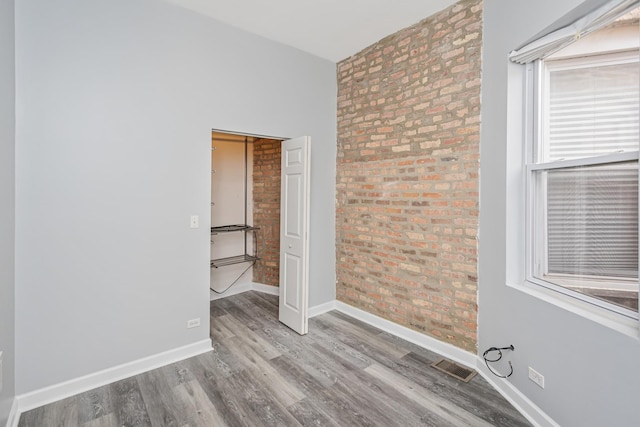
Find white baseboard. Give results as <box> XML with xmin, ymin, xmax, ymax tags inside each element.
<box><xmin>15</xmin><ymin>339</ymin><xmax>212</xmax><ymax>414</ymax></box>
<box><xmin>309</xmin><ymin>300</ymin><xmax>336</xmax><ymax>318</ymax></box>
<box><xmin>6</xmin><ymin>398</ymin><xmax>19</xmax><ymax>427</ymax></box>
<box><xmin>334</xmin><ymin>301</ymin><xmax>476</xmax><ymax>368</ymax></box>
<box><xmin>212</xmin><ymin>283</ymin><xmax>334</xmax><ymax>319</ymax></box>
<box><xmin>252</xmin><ymin>283</ymin><xmax>279</xmax><ymax>295</ymax></box>
<box><xmin>476</xmin><ymin>363</ymin><xmax>559</xmax><ymax>427</ymax></box>
<box><xmin>210</xmin><ymin>282</ymin><xmax>281</xmax><ymax>301</ymax></box>
<box><xmin>209</xmin><ymin>282</ymin><xmax>252</xmax><ymax>300</ymax></box>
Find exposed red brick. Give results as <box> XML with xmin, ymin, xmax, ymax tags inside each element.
<box><xmin>253</xmin><ymin>138</ymin><xmax>281</xmax><ymax>287</ymax></box>
<box><xmin>336</xmin><ymin>0</ymin><xmax>482</xmax><ymax>352</ymax></box>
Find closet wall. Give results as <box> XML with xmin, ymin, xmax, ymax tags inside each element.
<box><xmin>210</xmin><ymin>135</ymin><xmax>255</xmax><ymax>294</ymax></box>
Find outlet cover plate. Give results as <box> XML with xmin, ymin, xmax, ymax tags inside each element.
<box><xmin>528</xmin><ymin>366</ymin><xmax>545</xmax><ymax>389</ymax></box>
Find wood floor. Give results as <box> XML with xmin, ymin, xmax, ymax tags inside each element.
<box><xmin>18</xmin><ymin>292</ymin><xmax>531</xmax><ymax>426</ymax></box>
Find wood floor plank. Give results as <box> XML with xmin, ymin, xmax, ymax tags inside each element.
<box><xmin>136</xmin><ymin>367</ymin><xmax>184</xmax><ymax>427</ymax></box>
<box><xmin>39</xmin><ymin>396</ymin><xmax>78</xmax><ymax>427</ymax></box>
<box><xmin>371</xmin><ymin>326</ymin><xmax>530</xmax><ymax>424</ymax></box>
<box><xmin>242</xmin><ymin>291</ymin><xmax>279</xmax><ymax>316</ymax></box>
<box><xmin>221</xmin><ymin>303</ymin><xmax>265</xmax><ymax>331</ymax></box>
<box><xmin>339</xmin><ymin>324</ymin><xmax>518</xmax><ymax>424</ymax></box>
<box><xmin>311</xmin><ymin>316</ymin><xmax>409</xmax><ymax>368</ymax></box>
<box><xmin>17</xmin><ymin>406</ymin><xmax>46</xmax><ymax>427</ymax></box>
<box><xmin>81</xmin><ymin>413</ymin><xmax>117</xmax><ymax>427</ymax></box>
<box><xmin>399</xmin><ymin>351</ymin><xmax>531</xmax><ymax>427</ymax></box>
<box><xmin>200</xmin><ymin>340</ymin><xmax>247</xmax><ymax>378</ymax></box>
<box><xmin>108</xmin><ymin>376</ymin><xmax>152</xmax><ymax>427</ymax></box>
<box><xmin>308</xmin><ymin>325</ymin><xmax>373</xmax><ymax>370</ymax></box>
<box><xmin>286</xmin><ymin>398</ymin><xmax>341</xmax><ymax>427</ymax></box>
<box><xmin>268</xmin><ymin>355</ymin><xmax>377</xmax><ymax>427</ymax></box>
<box><xmin>172</xmin><ymin>380</ymin><xmax>228</xmax><ymax>427</ymax></box>
<box><xmin>209</xmin><ymin>301</ymin><xmax>229</xmax><ymax>318</ymax></box>
<box><xmin>210</xmin><ymin>312</ymin><xmax>236</xmax><ymax>341</ymax></box>
<box><xmin>308</xmin><ymin>341</ymin><xmax>449</xmax><ymax>427</ymax></box>
<box><xmin>223</xmin><ymin>336</ymin><xmax>306</xmax><ymax>407</ymax></box>
<box><xmin>249</xmin><ymin>323</ymin><xmax>310</xmax><ymax>362</ymax></box>
<box><xmin>76</xmin><ymin>386</ymin><xmax>112</xmax><ymax>424</ymax></box>
<box><xmin>314</xmin><ymin>312</ymin><xmax>410</xmax><ymax>359</ymax></box>
<box><xmin>328</xmin><ymin>309</ymin><xmax>402</xmax><ymax>336</ymax></box>
<box><xmin>182</xmin><ymin>356</ymin><xmax>253</xmax><ymax>427</ymax></box>
<box><xmin>222</xmin><ymin>369</ymin><xmax>302</xmax><ymax>426</ymax></box>
<box><xmin>365</xmin><ymin>362</ymin><xmax>496</xmax><ymax>427</ymax></box>
<box><xmin>216</xmin><ymin>314</ymin><xmax>282</xmax><ymax>360</ymax></box>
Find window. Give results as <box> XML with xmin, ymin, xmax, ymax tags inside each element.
<box><xmin>525</xmin><ymin>7</ymin><xmax>640</xmax><ymax>317</ymax></box>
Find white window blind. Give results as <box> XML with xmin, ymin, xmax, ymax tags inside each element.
<box><xmin>545</xmin><ymin>162</ymin><xmax>639</xmax><ymax>277</ymax></box>
<box><xmin>541</xmin><ymin>55</ymin><xmax>639</xmax><ymax>280</ymax></box>
<box><xmin>546</xmin><ymin>59</ymin><xmax>640</xmax><ymax>160</ymax></box>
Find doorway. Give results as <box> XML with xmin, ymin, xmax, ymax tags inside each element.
<box><xmin>209</xmin><ymin>130</ymin><xmax>311</xmax><ymax>335</ymax></box>
<box><xmin>210</xmin><ymin>131</ymin><xmax>283</xmax><ymax>299</ymax></box>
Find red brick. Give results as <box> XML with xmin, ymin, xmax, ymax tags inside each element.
<box><xmin>336</xmin><ymin>0</ymin><xmax>482</xmax><ymax>353</ymax></box>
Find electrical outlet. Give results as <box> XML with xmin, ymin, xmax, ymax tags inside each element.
<box><xmin>187</xmin><ymin>318</ymin><xmax>201</xmax><ymax>329</ymax></box>
<box><xmin>528</xmin><ymin>366</ymin><xmax>545</xmax><ymax>389</ymax></box>
<box><xmin>190</xmin><ymin>215</ymin><xmax>199</xmax><ymax>229</ymax></box>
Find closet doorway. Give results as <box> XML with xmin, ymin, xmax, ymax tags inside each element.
<box><xmin>209</xmin><ymin>130</ymin><xmax>311</xmax><ymax>335</ymax></box>
<box><xmin>210</xmin><ymin>130</ymin><xmax>282</xmax><ymax>297</ymax></box>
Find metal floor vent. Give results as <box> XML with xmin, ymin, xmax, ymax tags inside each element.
<box><xmin>431</xmin><ymin>359</ymin><xmax>477</xmax><ymax>382</ymax></box>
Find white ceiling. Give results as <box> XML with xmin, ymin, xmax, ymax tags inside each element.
<box><xmin>162</xmin><ymin>0</ymin><xmax>457</xmax><ymax>62</ymax></box>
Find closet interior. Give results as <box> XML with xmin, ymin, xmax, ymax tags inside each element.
<box><xmin>210</xmin><ymin>131</ymin><xmax>282</xmax><ymax>296</ymax></box>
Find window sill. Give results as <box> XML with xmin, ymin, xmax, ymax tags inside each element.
<box><xmin>507</xmin><ymin>280</ymin><xmax>639</xmax><ymax>339</ymax></box>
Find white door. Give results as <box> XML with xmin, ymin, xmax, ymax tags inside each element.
<box><xmin>279</xmin><ymin>136</ymin><xmax>310</xmax><ymax>335</ymax></box>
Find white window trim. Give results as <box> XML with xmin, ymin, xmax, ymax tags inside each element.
<box><xmin>523</xmin><ymin>60</ymin><xmax>640</xmax><ymax>321</ymax></box>
<box><xmin>509</xmin><ymin>0</ymin><xmax>640</xmax><ymax>64</ymax></box>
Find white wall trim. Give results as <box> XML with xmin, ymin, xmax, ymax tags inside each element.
<box><xmin>334</xmin><ymin>301</ymin><xmax>477</xmax><ymax>368</ymax></box>
<box><xmin>251</xmin><ymin>282</ymin><xmax>279</xmax><ymax>296</ymax></box>
<box><xmin>476</xmin><ymin>362</ymin><xmax>559</xmax><ymax>427</ymax></box>
<box><xmin>209</xmin><ymin>282</ymin><xmax>281</xmax><ymax>301</ymax></box>
<box><xmin>309</xmin><ymin>300</ymin><xmax>336</xmax><ymax>318</ymax></box>
<box><xmin>6</xmin><ymin>398</ymin><xmax>19</xmax><ymax>427</ymax></box>
<box><xmin>209</xmin><ymin>282</ymin><xmax>252</xmax><ymax>300</ymax></box>
<box><xmin>15</xmin><ymin>339</ymin><xmax>212</xmax><ymax>415</ymax></box>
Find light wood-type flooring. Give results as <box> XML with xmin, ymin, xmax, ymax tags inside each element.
<box><xmin>18</xmin><ymin>291</ymin><xmax>531</xmax><ymax>426</ymax></box>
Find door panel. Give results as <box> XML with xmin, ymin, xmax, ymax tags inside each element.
<box><xmin>285</xmin><ymin>174</ymin><xmax>302</xmax><ymax>238</ymax></box>
<box><xmin>279</xmin><ymin>136</ymin><xmax>310</xmax><ymax>334</ymax></box>
<box><xmin>283</xmin><ymin>253</ymin><xmax>301</xmax><ymax>309</ymax></box>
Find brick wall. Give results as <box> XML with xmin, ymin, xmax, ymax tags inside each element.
<box><xmin>253</xmin><ymin>138</ymin><xmax>281</xmax><ymax>287</ymax></box>
<box><xmin>336</xmin><ymin>0</ymin><xmax>482</xmax><ymax>352</ymax></box>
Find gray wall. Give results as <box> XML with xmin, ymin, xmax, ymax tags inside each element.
<box><xmin>0</xmin><ymin>0</ymin><xmax>15</xmax><ymax>423</ymax></box>
<box><xmin>480</xmin><ymin>0</ymin><xmax>640</xmax><ymax>425</ymax></box>
<box><xmin>15</xmin><ymin>0</ymin><xmax>336</xmax><ymax>394</ymax></box>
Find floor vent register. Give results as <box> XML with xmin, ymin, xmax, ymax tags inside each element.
<box><xmin>431</xmin><ymin>358</ymin><xmax>477</xmax><ymax>382</ymax></box>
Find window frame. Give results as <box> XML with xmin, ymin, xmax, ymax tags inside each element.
<box><xmin>524</xmin><ymin>56</ymin><xmax>640</xmax><ymax>320</ymax></box>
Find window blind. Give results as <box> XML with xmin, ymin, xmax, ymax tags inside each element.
<box><xmin>545</xmin><ymin>163</ymin><xmax>639</xmax><ymax>277</ymax></box>
<box><xmin>543</xmin><ymin>57</ymin><xmax>639</xmax><ymax>279</ymax></box>
<box><xmin>546</xmin><ymin>60</ymin><xmax>640</xmax><ymax>161</ymax></box>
